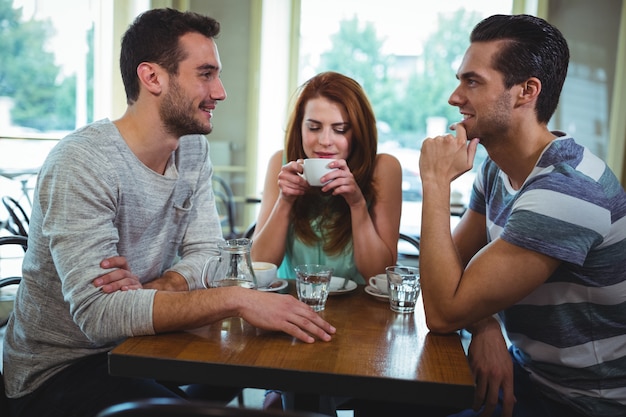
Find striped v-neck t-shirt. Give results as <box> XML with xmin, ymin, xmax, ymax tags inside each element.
<box><xmin>470</xmin><ymin>133</ymin><xmax>626</xmax><ymax>415</ymax></box>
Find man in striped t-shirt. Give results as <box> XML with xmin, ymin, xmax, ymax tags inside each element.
<box><xmin>419</xmin><ymin>14</ymin><xmax>626</xmax><ymax>417</ymax></box>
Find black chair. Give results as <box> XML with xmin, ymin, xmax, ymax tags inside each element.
<box><xmin>212</xmin><ymin>176</ymin><xmax>240</xmax><ymax>239</ymax></box>
<box><xmin>398</xmin><ymin>233</ymin><xmax>419</xmax><ymax>256</ymax></box>
<box><xmin>96</xmin><ymin>398</ymin><xmax>327</xmax><ymax>417</ymax></box>
<box><xmin>0</xmin><ymin>369</ymin><xmax>8</xmax><ymax>417</ymax></box>
<box><xmin>2</xmin><ymin>196</ymin><xmax>29</xmax><ymax>237</ymax></box>
<box><xmin>0</xmin><ymin>235</ymin><xmax>27</xmax><ymax>328</ymax></box>
<box><xmin>0</xmin><ymin>235</ymin><xmax>28</xmax><ymax>414</ymax></box>
<box><xmin>397</xmin><ymin>233</ymin><xmax>419</xmax><ymax>268</ymax></box>
<box><xmin>0</xmin><ymin>234</ymin><xmax>28</xmax><ymax>252</ymax></box>
<box><xmin>243</xmin><ymin>222</ymin><xmax>256</xmax><ymax>239</ymax></box>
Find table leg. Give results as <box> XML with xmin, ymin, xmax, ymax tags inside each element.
<box><xmin>19</xmin><ymin>178</ymin><xmax>33</xmax><ymax>208</ymax></box>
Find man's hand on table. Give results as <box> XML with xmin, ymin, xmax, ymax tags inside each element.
<box><xmin>93</xmin><ymin>257</ymin><xmax>335</xmax><ymax>344</ymax></box>
<box><xmin>237</xmin><ymin>289</ymin><xmax>336</xmax><ymax>344</ymax></box>
<box><xmin>467</xmin><ymin>317</ymin><xmax>515</xmax><ymax>417</ymax></box>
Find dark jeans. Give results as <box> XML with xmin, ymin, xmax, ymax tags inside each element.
<box><xmin>8</xmin><ymin>353</ymin><xmax>240</xmax><ymax>417</ymax></box>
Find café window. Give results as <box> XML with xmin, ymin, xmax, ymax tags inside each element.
<box><xmin>296</xmin><ymin>0</ymin><xmax>513</xmax><ymax>238</ymax></box>
<box><xmin>0</xmin><ymin>0</ymin><xmax>111</xmax><ymax>222</ymax></box>
<box><xmin>547</xmin><ymin>0</ymin><xmax>622</xmax><ymax>162</ymax></box>
<box><xmin>1</xmin><ymin>0</ymin><xmax>101</xmax><ymax>137</ymax></box>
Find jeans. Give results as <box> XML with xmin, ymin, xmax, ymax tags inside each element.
<box><xmin>8</xmin><ymin>352</ymin><xmax>239</xmax><ymax>417</ymax></box>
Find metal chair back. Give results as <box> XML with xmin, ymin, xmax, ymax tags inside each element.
<box><xmin>212</xmin><ymin>176</ymin><xmax>240</xmax><ymax>239</ymax></box>
<box><xmin>0</xmin><ymin>235</ymin><xmax>27</xmax><ymax>327</ymax></box>
<box><xmin>96</xmin><ymin>398</ymin><xmax>327</xmax><ymax>417</ymax></box>
<box><xmin>2</xmin><ymin>196</ymin><xmax>29</xmax><ymax>237</ymax></box>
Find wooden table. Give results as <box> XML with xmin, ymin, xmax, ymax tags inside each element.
<box><xmin>108</xmin><ymin>283</ymin><xmax>474</xmax><ymax>410</ymax></box>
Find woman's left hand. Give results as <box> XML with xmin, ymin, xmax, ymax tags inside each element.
<box><xmin>321</xmin><ymin>159</ymin><xmax>364</xmax><ymax>207</ymax></box>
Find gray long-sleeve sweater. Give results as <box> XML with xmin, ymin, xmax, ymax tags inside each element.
<box><xmin>3</xmin><ymin>119</ymin><xmax>224</xmax><ymax>398</ymax></box>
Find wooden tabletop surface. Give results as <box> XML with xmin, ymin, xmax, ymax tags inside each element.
<box><xmin>109</xmin><ymin>282</ymin><xmax>474</xmax><ymax>409</ymax></box>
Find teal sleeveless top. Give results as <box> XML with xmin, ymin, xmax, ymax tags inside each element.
<box><xmin>277</xmin><ymin>217</ymin><xmax>365</xmax><ymax>284</ymax></box>
<box><xmin>276</xmin><ymin>153</ymin><xmax>366</xmax><ymax>284</ymax></box>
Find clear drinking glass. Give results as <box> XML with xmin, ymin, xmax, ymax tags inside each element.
<box><xmin>294</xmin><ymin>264</ymin><xmax>333</xmax><ymax>312</ymax></box>
<box><xmin>386</xmin><ymin>265</ymin><xmax>420</xmax><ymax>313</ymax></box>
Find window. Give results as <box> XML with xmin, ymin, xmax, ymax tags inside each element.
<box><xmin>1</xmin><ymin>0</ymin><xmax>103</xmax><ymax>218</ymax></box>
<box><xmin>547</xmin><ymin>0</ymin><xmax>621</xmax><ymax>162</ymax></box>
<box><xmin>297</xmin><ymin>0</ymin><xmax>513</xmax><ymax>238</ymax></box>
<box><xmin>1</xmin><ymin>0</ymin><xmax>99</xmax><ymax>136</ymax></box>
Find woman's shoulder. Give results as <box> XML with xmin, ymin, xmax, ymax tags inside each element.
<box><xmin>266</xmin><ymin>150</ymin><xmax>284</xmax><ymax>170</ymax></box>
<box><xmin>374</xmin><ymin>152</ymin><xmax>402</xmax><ymax>171</ymax></box>
<box><xmin>272</xmin><ymin>149</ymin><xmax>284</xmax><ymax>162</ymax></box>
<box><xmin>372</xmin><ymin>153</ymin><xmax>403</xmax><ymax>196</ymax></box>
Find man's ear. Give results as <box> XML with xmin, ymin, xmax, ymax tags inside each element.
<box><xmin>516</xmin><ymin>77</ymin><xmax>541</xmax><ymax>105</ymax></box>
<box><xmin>137</xmin><ymin>62</ymin><xmax>165</xmax><ymax>96</ymax></box>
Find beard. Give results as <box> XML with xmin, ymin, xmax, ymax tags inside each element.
<box><xmin>159</xmin><ymin>77</ymin><xmax>212</xmax><ymax>137</ymax></box>
<box><xmin>465</xmin><ymin>90</ymin><xmax>512</xmax><ymax>147</ymax></box>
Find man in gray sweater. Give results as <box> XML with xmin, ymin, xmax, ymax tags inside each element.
<box><xmin>3</xmin><ymin>8</ymin><xmax>335</xmax><ymax>417</ymax></box>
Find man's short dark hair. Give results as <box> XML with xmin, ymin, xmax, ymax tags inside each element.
<box><xmin>471</xmin><ymin>14</ymin><xmax>569</xmax><ymax>124</ymax></box>
<box><xmin>120</xmin><ymin>8</ymin><xmax>220</xmax><ymax>104</ymax></box>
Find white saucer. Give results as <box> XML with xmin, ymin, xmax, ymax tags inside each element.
<box><xmin>257</xmin><ymin>279</ymin><xmax>288</xmax><ymax>292</ymax></box>
<box><xmin>329</xmin><ymin>276</ymin><xmax>357</xmax><ymax>295</ymax></box>
<box><xmin>365</xmin><ymin>285</ymin><xmax>389</xmax><ymax>300</ymax></box>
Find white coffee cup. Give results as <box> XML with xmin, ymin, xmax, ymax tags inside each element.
<box><xmin>302</xmin><ymin>158</ymin><xmax>336</xmax><ymax>187</ymax></box>
<box><xmin>252</xmin><ymin>261</ymin><xmax>278</xmax><ymax>289</ymax></box>
<box><xmin>369</xmin><ymin>273</ymin><xmax>389</xmax><ymax>294</ymax></box>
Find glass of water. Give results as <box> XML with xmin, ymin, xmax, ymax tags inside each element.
<box><xmin>386</xmin><ymin>265</ymin><xmax>420</xmax><ymax>313</ymax></box>
<box><xmin>294</xmin><ymin>264</ymin><xmax>334</xmax><ymax>312</ymax></box>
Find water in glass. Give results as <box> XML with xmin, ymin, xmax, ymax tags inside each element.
<box><xmin>297</xmin><ymin>274</ymin><xmax>331</xmax><ymax>311</ymax></box>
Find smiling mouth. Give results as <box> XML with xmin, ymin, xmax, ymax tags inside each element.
<box><xmin>200</xmin><ymin>101</ymin><xmax>215</xmax><ymax>115</ymax></box>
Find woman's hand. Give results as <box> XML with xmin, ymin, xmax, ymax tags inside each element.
<box><xmin>277</xmin><ymin>159</ymin><xmax>310</xmax><ymax>203</ymax></box>
<box><xmin>320</xmin><ymin>159</ymin><xmax>365</xmax><ymax>207</ymax></box>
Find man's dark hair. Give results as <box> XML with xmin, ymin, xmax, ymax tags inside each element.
<box><xmin>471</xmin><ymin>14</ymin><xmax>569</xmax><ymax>124</ymax></box>
<box><xmin>120</xmin><ymin>8</ymin><xmax>220</xmax><ymax>104</ymax></box>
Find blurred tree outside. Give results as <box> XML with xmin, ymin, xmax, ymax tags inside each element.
<box><xmin>314</xmin><ymin>9</ymin><xmax>484</xmax><ymax>149</ymax></box>
<box><xmin>0</xmin><ymin>0</ymin><xmax>92</xmax><ymax>132</ymax></box>
<box><xmin>318</xmin><ymin>15</ymin><xmax>395</xmax><ymax>110</ymax></box>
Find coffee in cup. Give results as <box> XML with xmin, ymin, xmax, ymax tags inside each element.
<box><xmin>369</xmin><ymin>274</ymin><xmax>389</xmax><ymax>294</ymax></box>
<box><xmin>252</xmin><ymin>261</ymin><xmax>278</xmax><ymax>289</ymax></box>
